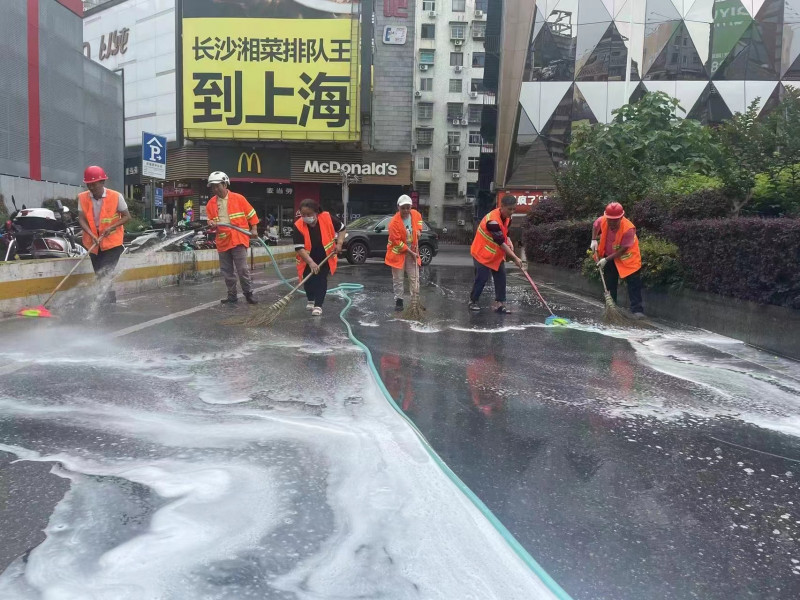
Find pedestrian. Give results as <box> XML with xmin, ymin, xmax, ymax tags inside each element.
<box><xmin>469</xmin><ymin>194</ymin><xmax>524</xmax><ymax>313</ymax></box>
<box><xmin>293</xmin><ymin>199</ymin><xmax>345</xmax><ymax>316</ymax></box>
<box><xmin>385</xmin><ymin>194</ymin><xmax>423</xmax><ymax>312</ymax></box>
<box><xmin>77</xmin><ymin>165</ymin><xmax>130</xmax><ymax>304</ymax></box>
<box><xmin>591</xmin><ymin>202</ymin><xmax>644</xmax><ymax>318</ymax></box>
<box><xmin>205</xmin><ymin>171</ymin><xmax>260</xmax><ymax>305</ymax></box>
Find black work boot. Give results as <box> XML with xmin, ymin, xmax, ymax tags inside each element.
<box><xmin>220</xmin><ymin>295</ymin><xmax>238</xmax><ymax>305</ymax></box>
<box><xmin>244</xmin><ymin>292</ymin><xmax>258</xmax><ymax>305</ymax></box>
<box><xmin>395</xmin><ymin>298</ymin><xmax>403</xmax><ymax>312</ymax></box>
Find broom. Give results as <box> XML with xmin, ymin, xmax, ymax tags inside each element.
<box><xmin>18</xmin><ymin>241</ymin><xmax>99</xmax><ymax>318</ymax></box>
<box><xmin>594</xmin><ymin>254</ymin><xmax>638</xmax><ymax>326</ymax></box>
<box><xmin>400</xmin><ymin>250</ymin><xmax>425</xmax><ymax>321</ymax></box>
<box><xmin>521</xmin><ymin>270</ymin><xmax>570</xmax><ymax>326</ymax></box>
<box><xmin>234</xmin><ymin>251</ymin><xmax>336</xmax><ymax>327</ymax></box>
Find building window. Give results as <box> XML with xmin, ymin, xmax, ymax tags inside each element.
<box><xmin>469</xmin><ymin>130</ymin><xmax>482</xmax><ymax>144</ymax></box>
<box><xmin>421</xmin><ymin>24</ymin><xmax>436</xmax><ymax>39</ymax></box>
<box><xmin>444</xmin><ymin>183</ymin><xmax>460</xmax><ymax>197</ymax></box>
<box><xmin>422</xmin><ymin>0</ymin><xmax>436</xmax><ymax>11</ymax></box>
<box><xmin>416</xmin><ymin>128</ymin><xmax>434</xmax><ymax>145</ymax></box>
<box><xmin>416</xmin><ymin>156</ymin><xmax>431</xmax><ymax>170</ymax></box>
<box><xmin>450</xmin><ymin>52</ymin><xmax>464</xmax><ymax>67</ymax></box>
<box><xmin>470</xmin><ymin>79</ymin><xmax>484</xmax><ymax>93</ymax></box>
<box><xmin>468</xmin><ymin>157</ymin><xmax>480</xmax><ymax>171</ymax></box>
<box><xmin>445</xmin><ymin>156</ymin><xmax>460</xmax><ymax>172</ymax></box>
<box><xmin>452</xmin><ymin>0</ymin><xmax>466</xmax><ymax>12</ymax></box>
<box><xmin>417</xmin><ymin>102</ymin><xmax>434</xmax><ymax>119</ymax></box>
<box><xmin>420</xmin><ymin>77</ymin><xmax>434</xmax><ymax>91</ymax></box>
<box><xmin>447</xmin><ymin>131</ymin><xmax>461</xmax><ymax>146</ymax></box>
<box><xmin>467</xmin><ymin>182</ymin><xmax>478</xmax><ymax>197</ymax></box>
<box><xmin>468</xmin><ymin>104</ymin><xmax>482</xmax><ymax>123</ymax></box>
<box><xmin>450</xmin><ymin>23</ymin><xmax>466</xmax><ymax>40</ymax></box>
<box><xmin>420</xmin><ymin>50</ymin><xmax>435</xmax><ymax>64</ymax></box>
<box><xmin>473</xmin><ymin>22</ymin><xmax>486</xmax><ymax>39</ymax></box>
<box><xmin>475</xmin><ymin>0</ymin><xmax>488</xmax><ymax>10</ymax></box>
<box><xmin>472</xmin><ymin>52</ymin><xmax>485</xmax><ymax>68</ymax></box>
<box><xmin>449</xmin><ymin>79</ymin><xmax>463</xmax><ymax>93</ymax></box>
<box><xmin>416</xmin><ymin>181</ymin><xmax>431</xmax><ymax>196</ymax></box>
<box><xmin>447</xmin><ymin>102</ymin><xmax>463</xmax><ymax>120</ymax></box>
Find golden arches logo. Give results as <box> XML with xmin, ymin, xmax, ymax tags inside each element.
<box><xmin>237</xmin><ymin>152</ymin><xmax>261</xmax><ymax>174</ymax></box>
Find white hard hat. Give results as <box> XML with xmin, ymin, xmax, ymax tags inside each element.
<box><xmin>397</xmin><ymin>194</ymin><xmax>412</xmax><ymax>207</ymax></box>
<box><xmin>207</xmin><ymin>171</ymin><xmax>230</xmax><ymax>186</ymax></box>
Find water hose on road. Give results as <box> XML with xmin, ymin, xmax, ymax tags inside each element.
<box><xmin>218</xmin><ymin>223</ymin><xmax>575</xmax><ymax>600</ymax></box>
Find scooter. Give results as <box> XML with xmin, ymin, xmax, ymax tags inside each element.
<box><xmin>1</xmin><ymin>197</ymin><xmax>86</xmax><ymax>261</ymax></box>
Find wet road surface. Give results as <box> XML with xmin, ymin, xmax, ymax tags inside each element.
<box><xmin>1</xmin><ymin>247</ymin><xmax>799</xmax><ymax>599</ymax></box>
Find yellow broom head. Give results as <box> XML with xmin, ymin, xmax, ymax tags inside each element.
<box><xmin>401</xmin><ymin>295</ymin><xmax>426</xmax><ymax>321</ymax></box>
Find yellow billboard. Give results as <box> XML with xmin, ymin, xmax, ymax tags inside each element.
<box><xmin>182</xmin><ymin>17</ymin><xmax>360</xmax><ymax>141</ymax></box>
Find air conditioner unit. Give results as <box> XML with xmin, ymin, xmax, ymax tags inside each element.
<box><xmin>469</xmin><ymin>91</ymin><xmax>478</xmax><ymax>99</ymax></box>
<box><xmin>457</xmin><ymin>219</ymin><xmax>465</xmax><ymax>226</ymax></box>
<box><xmin>428</xmin><ymin>10</ymin><xmax>437</xmax><ymax>18</ymax></box>
<box><xmin>451</xmin><ymin>172</ymin><xmax>460</xmax><ymax>179</ymax></box>
<box><xmin>465</xmin><ymin>196</ymin><xmax>475</xmax><ymax>205</ymax></box>
<box><xmin>451</xmin><ymin>119</ymin><xmax>461</xmax><ymax>126</ymax></box>
<box><xmin>414</xmin><ymin>91</ymin><xmax>422</xmax><ymax>97</ymax></box>
<box><xmin>460</xmin><ymin>118</ymin><xmax>469</xmax><ymax>126</ymax></box>
<box><xmin>475</xmin><ymin>10</ymin><xmax>485</xmax><ymax>18</ymax></box>
<box><xmin>454</xmin><ymin>39</ymin><xmax>463</xmax><ymax>46</ymax></box>
<box><xmin>454</xmin><ymin>65</ymin><xmax>463</xmax><ymax>73</ymax></box>
<box><xmin>419</xmin><ymin>64</ymin><xmax>429</xmax><ymax>71</ymax></box>
<box><xmin>448</xmin><ymin>144</ymin><xmax>460</xmax><ymax>153</ymax></box>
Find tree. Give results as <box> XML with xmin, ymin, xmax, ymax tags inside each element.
<box><xmin>554</xmin><ymin>92</ymin><xmax>717</xmax><ymax>218</ymax></box>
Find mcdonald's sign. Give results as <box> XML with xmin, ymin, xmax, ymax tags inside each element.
<box><xmin>237</xmin><ymin>152</ymin><xmax>261</xmax><ymax>174</ymax></box>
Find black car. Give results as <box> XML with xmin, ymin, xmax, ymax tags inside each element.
<box><xmin>342</xmin><ymin>214</ymin><xmax>439</xmax><ymax>266</ymax></box>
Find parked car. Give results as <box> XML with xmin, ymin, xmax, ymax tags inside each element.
<box><xmin>342</xmin><ymin>214</ymin><xmax>439</xmax><ymax>266</ymax></box>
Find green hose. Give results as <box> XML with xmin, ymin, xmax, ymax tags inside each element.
<box><xmin>223</xmin><ymin>225</ymin><xmax>574</xmax><ymax>600</ymax></box>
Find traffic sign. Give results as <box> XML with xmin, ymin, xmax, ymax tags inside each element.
<box><xmin>142</xmin><ymin>132</ymin><xmax>167</xmax><ymax>179</ymax></box>
<box><xmin>154</xmin><ymin>187</ymin><xmax>164</xmax><ymax>208</ymax></box>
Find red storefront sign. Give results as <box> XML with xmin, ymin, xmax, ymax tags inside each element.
<box><xmin>496</xmin><ymin>190</ymin><xmax>552</xmax><ymax>214</ymax></box>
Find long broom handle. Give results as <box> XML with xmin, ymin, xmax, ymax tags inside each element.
<box><xmin>522</xmin><ymin>270</ymin><xmax>556</xmax><ymax>317</ymax></box>
<box><xmin>593</xmin><ymin>251</ymin><xmax>612</xmax><ymax>295</ymax></box>
<box><xmin>41</xmin><ymin>241</ymin><xmax>99</xmax><ymax>308</ymax></box>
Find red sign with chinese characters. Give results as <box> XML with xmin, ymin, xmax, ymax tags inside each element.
<box><xmin>384</xmin><ymin>0</ymin><xmax>408</xmax><ymax>18</ymax></box>
<box><xmin>496</xmin><ymin>190</ymin><xmax>551</xmax><ymax>214</ymax></box>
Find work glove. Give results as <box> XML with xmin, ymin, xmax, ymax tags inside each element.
<box><xmin>597</xmin><ymin>257</ymin><xmax>607</xmax><ymax>268</ymax></box>
<box><xmin>590</xmin><ymin>240</ymin><xmax>598</xmax><ymax>251</ymax></box>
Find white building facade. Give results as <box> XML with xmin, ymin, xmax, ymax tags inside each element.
<box><xmin>413</xmin><ymin>0</ymin><xmax>488</xmax><ymax>229</ymax></box>
<box><xmin>83</xmin><ymin>0</ymin><xmax>178</xmax><ymax>148</ymax></box>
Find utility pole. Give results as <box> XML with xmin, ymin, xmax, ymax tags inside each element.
<box><xmin>338</xmin><ymin>170</ymin><xmax>360</xmax><ymax>224</ymax></box>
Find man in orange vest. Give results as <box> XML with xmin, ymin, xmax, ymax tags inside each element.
<box><xmin>205</xmin><ymin>171</ymin><xmax>260</xmax><ymax>305</ymax></box>
<box><xmin>469</xmin><ymin>194</ymin><xmax>524</xmax><ymax>313</ymax></box>
<box><xmin>591</xmin><ymin>202</ymin><xmax>644</xmax><ymax>318</ymax></box>
<box><xmin>77</xmin><ymin>165</ymin><xmax>130</xmax><ymax>303</ymax></box>
<box><xmin>385</xmin><ymin>194</ymin><xmax>423</xmax><ymax>312</ymax></box>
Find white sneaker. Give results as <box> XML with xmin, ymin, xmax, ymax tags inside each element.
<box><xmin>306</xmin><ymin>301</ymin><xmax>314</xmax><ymax>311</ymax></box>
<box><xmin>311</xmin><ymin>306</ymin><xmax>322</xmax><ymax>316</ymax></box>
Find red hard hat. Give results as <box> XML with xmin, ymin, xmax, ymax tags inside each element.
<box><xmin>83</xmin><ymin>165</ymin><xmax>108</xmax><ymax>184</ymax></box>
<box><xmin>604</xmin><ymin>202</ymin><xmax>625</xmax><ymax>219</ymax></box>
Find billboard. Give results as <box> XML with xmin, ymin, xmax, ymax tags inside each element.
<box><xmin>181</xmin><ymin>1</ymin><xmax>361</xmax><ymax>142</ymax></box>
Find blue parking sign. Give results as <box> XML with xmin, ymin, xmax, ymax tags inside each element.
<box><xmin>154</xmin><ymin>187</ymin><xmax>164</xmax><ymax>208</ymax></box>
<box><xmin>142</xmin><ymin>132</ymin><xmax>167</xmax><ymax>179</ymax></box>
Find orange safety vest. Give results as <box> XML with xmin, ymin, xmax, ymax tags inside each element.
<box><xmin>206</xmin><ymin>192</ymin><xmax>259</xmax><ymax>252</ymax></box>
<box><xmin>295</xmin><ymin>211</ymin><xmax>338</xmax><ymax>279</ymax></box>
<box><xmin>598</xmin><ymin>216</ymin><xmax>642</xmax><ymax>278</ymax></box>
<box><xmin>384</xmin><ymin>209</ymin><xmax>423</xmax><ymax>269</ymax></box>
<box><xmin>79</xmin><ymin>189</ymin><xmax>125</xmax><ymax>254</ymax></box>
<box><xmin>470</xmin><ymin>208</ymin><xmax>509</xmax><ymax>270</ymax></box>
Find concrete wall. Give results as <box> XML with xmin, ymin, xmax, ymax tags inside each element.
<box><xmin>0</xmin><ymin>176</ymin><xmax>83</xmax><ymax>211</ymax></box>
<box><xmin>0</xmin><ymin>245</ymin><xmax>295</xmax><ymax>315</ymax></box>
<box><xmin>527</xmin><ymin>263</ymin><xmax>800</xmax><ymax>361</ymax></box>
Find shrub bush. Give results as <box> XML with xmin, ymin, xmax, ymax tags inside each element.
<box><xmin>526</xmin><ymin>195</ymin><xmax>567</xmax><ymax>226</ymax></box>
<box><xmin>666</xmin><ymin>218</ymin><xmax>800</xmax><ymax>308</ymax></box>
<box><xmin>669</xmin><ymin>189</ymin><xmax>731</xmax><ymax>221</ymax></box>
<box><xmin>581</xmin><ymin>234</ymin><xmax>683</xmax><ymax>290</ymax></box>
<box><xmin>523</xmin><ymin>220</ymin><xmax>593</xmax><ymax>270</ymax></box>
<box><xmin>749</xmin><ymin>168</ymin><xmax>800</xmax><ymax>217</ymax></box>
<box><xmin>630</xmin><ymin>196</ymin><xmax>670</xmax><ymax>233</ymax></box>
<box><xmin>662</xmin><ymin>173</ymin><xmax>723</xmax><ymax>197</ymax></box>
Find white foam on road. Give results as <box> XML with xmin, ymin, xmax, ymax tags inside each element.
<box><xmin>0</xmin><ymin>335</ymin><xmax>562</xmax><ymax>599</ymax></box>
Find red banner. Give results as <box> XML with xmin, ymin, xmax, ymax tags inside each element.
<box><xmin>495</xmin><ymin>189</ymin><xmax>551</xmax><ymax>214</ymax></box>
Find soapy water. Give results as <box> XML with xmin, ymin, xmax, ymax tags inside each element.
<box><xmin>0</xmin><ymin>325</ymin><xmax>562</xmax><ymax>599</ymax></box>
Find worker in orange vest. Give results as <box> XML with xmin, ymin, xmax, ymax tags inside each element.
<box><xmin>77</xmin><ymin>165</ymin><xmax>130</xmax><ymax>304</ymax></box>
<box><xmin>469</xmin><ymin>194</ymin><xmax>524</xmax><ymax>313</ymax></box>
<box><xmin>591</xmin><ymin>202</ymin><xmax>644</xmax><ymax>318</ymax></box>
<box><xmin>385</xmin><ymin>194</ymin><xmax>423</xmax><ymax>312</ymax></box>
<box><xmin>292</xmin><ymin>199</ymin><xmax>346</xmax><ymax>316</ymax></box>
<box><xmin>205</xmin><ymin>171</ymin><xmax>260</xmax><ymax>305</ymax></box>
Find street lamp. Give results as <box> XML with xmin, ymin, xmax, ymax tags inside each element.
<box><xmin>336</xmin><ymin>169</ymin><xmax>360</xmax><ymax>224</ymax></box>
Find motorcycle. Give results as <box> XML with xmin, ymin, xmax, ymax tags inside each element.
<box><xmin>1</xmin><ymin>197</ymin><xmax>86</xmax><ymax>261</ymax></box>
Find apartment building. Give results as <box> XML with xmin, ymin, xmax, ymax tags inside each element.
<box><xmin>413</xmin><ymin>0</ymin><xmax>488</xmax><ymax>229</ymax></box>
